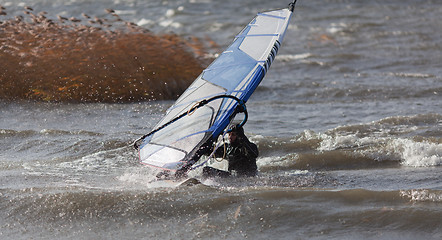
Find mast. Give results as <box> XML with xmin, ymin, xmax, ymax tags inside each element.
<box><xmin>289</xmin><ymin>0</ymin><xmax>298</xmax><ymax>12</ymax></box>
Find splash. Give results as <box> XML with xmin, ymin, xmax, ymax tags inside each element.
<box><xmin>253</xmin><ymin>114</ymin><xmax>441</xmax><ymax>170</ymax></box>
<box><xmin>400</xmin><ymin>189</ymin><xmax>442</xmax><ymax>202</ymax></box>
<box><xmin>0</xmin><ymin>6</ymin><xmax>208</xmax><ymax>102</ymax></box>
<box><xmin>390</xmin><ymin>138</ymin><xmax>442</xmax><ymax>167</ymax></box>
<box><xmin>316</xmin><ymin>114</ymin><xmax>442</xmax><ymax>167</ymax></box>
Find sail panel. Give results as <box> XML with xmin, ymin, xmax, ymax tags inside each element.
<box><xmin>157</xmin><ymin>77</ymin><xmax>226</xmax><ymax>127</ymax></box>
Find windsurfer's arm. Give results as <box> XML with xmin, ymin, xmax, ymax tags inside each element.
<box><xmin>235</xmin><ymin>137</ymin><xmax>258</xmax><ymax>159</ymax></box>
<box><xmin>237</xmin><ymin>133</ymin><xmax>259</xmax><ymax>158</ymax></box>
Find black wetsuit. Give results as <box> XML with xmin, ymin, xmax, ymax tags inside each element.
<box><xmin>173</xmin><ymin>130</ymin><xmax>259</xmax><ymax>178</ymax></box>
<box><xmin>203</xmin><ymin>137</ymin><xmax>259</xmax><ymax>177</ymax></box>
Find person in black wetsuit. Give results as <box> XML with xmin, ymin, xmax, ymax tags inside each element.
<box><xmin>171</xmin><ymin>125</ymin><xmax>258</xmax><ymax>179</ymax></box>
<box><xmin>202</xmin><ymin>125</ymin><xmax>259</xmax><ymax>178</ymax></box>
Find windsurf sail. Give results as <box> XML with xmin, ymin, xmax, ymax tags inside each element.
<box><xmin>134</xmin><ymin>1</ymin><xmax>297</xmax><ymax>172</ymax></box>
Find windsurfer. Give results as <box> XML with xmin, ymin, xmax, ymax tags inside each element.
<box><xmin>203</xmin><ymin>125</ymin><xmax>259</xmax><ymax>178</ymax></box>
<box><xmin>173</xmin><ymin>125</ymin><xmax>258</xmax><ymax>178</ymax></box>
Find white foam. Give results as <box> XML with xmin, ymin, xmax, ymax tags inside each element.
<box><xmin>208</xmin><ymin>22</ymin><xmax>224</xmax><ymax>32</ymax></box>
<box><xmin>114</xmin><ymin>10</ymin><xmax>137</xmax><ymax>15</ymax></box>
<box><xmin>159</xmin><ymin>19</ymin><xmax>182</xmax><ymax>28</ymax></box>
<box><xmin>400</xmin><ymin>189</ymin><xmax>442</xmax><ymax>202</ymax></box>
<box><xmin>257</xmin><ymin>155</ymin><xmax>298</xmax><ymax>169</ymax></box>
<box><xmin>390</xmin><ymin>139</ymin><xmax>442</xmax><ymax>167</ymax></box>
<box><xmin>387</xmin><ymin>72</ymin><xmax>433</xmax><ymax>78</ymax></box>
<box><xmin>327</xmin><ymin>22</ymin><xmax>348</xmax><ymax>34</ymax></box>
<box><xmin>118</xmin><ymin>168</ymin><xmax>158</xmax><ymax>187</ymax></box>
<box><xmin>317</xmin><ymin>130</ymin><xmax>442</xmax><ymax>166</ymax></box>
<box><xmin>137</xmin><ymin>18</ymin><xmax>154</xmax><ymax>26</ymax></box>
<box><xmin>318</xmin><ymin>133</ymin><xmax>360</xmax><ymax>151</ymax></box>
<box><xmin>165</xmin><ymin>9</ymin><xmax>175</xmax><ymax>18</ymax></box>
<box><xmin>277</xmin><ymin>53</ymin><xmax>312</xmax><ymax>62</ymax></box>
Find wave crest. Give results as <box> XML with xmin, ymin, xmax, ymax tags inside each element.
<box><xmin>255</xmin><ymin>114</ymin><xmax>441</xmax><ymax>170</ymax></box>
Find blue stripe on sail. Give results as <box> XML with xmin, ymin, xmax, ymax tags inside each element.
<box><xmin>257</xmin><ymin>12</ymin><xmax>286</xmax><ymax>20</ymax></box>
<box><xmin>209</xmin><ymin>65</ymin><xmax>266</xmax><ymax>137</ymax></box>
<box><xmin>235</xmin><ymin>33</ymin><xmax>279</xmax><ymax>38</ymax></box>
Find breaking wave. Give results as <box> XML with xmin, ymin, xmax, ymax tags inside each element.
<box><xmin>254</xmin><ymin>113</ymin><xmax>442</xmax><ymax>170</ymax></box>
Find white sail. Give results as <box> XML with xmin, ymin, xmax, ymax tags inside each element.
<box><xmin>136</xmin><ymin>5</ymin><xmax>295</xmax><ymax>171</ymax></box>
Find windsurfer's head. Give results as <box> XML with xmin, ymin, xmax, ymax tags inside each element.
<box><xmin>228</xmin><ymin>125</ymin><xmax>244</xmax><ymax>143</ymax></box>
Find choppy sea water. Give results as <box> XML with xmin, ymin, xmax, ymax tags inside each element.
<box><xmin>1</xmin><ymin>0</ymin><xmax>441</xmax><ymax>239</ymax></box>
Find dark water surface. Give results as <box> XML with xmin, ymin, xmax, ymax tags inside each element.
<box><xmin>1</xmin><ymin>0</ymin><xmax>441</xmax><ymax>239</ymax></box>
